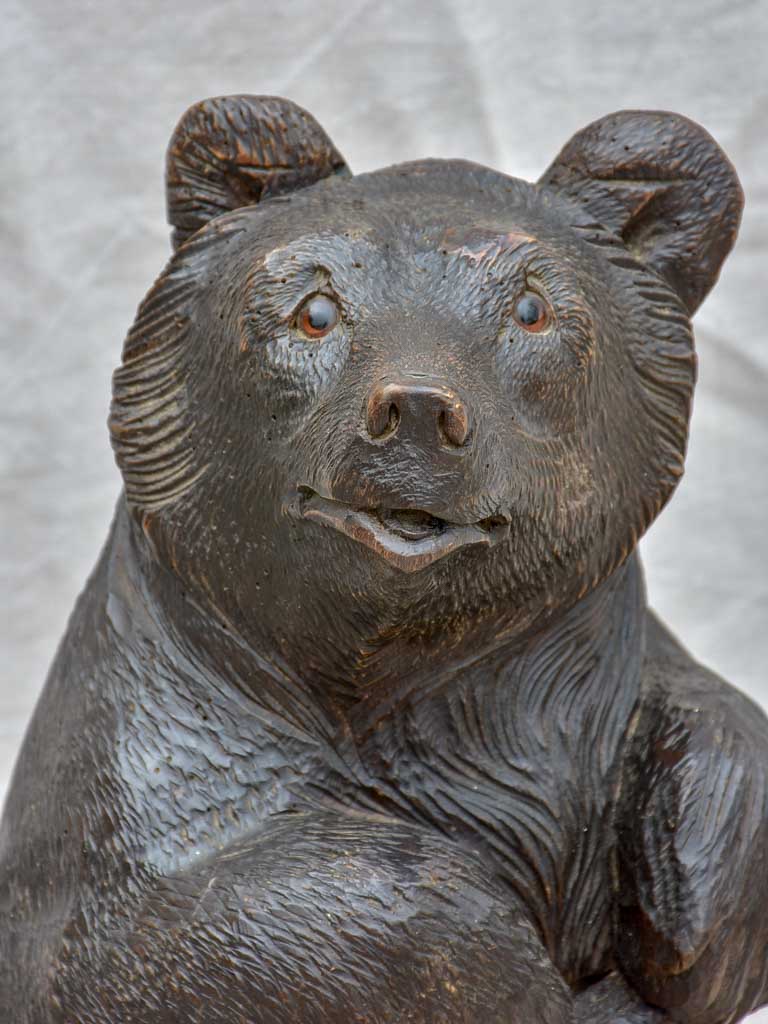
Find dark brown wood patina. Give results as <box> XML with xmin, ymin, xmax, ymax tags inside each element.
<box><xmin>1</xmin><ymin>96</ymin><xmax>764</xmax><ymax>1024</ymax></box>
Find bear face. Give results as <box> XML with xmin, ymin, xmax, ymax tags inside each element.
<box><xmin>109</xmin><ymin>97</ymin><xmax>741</xmax><ymax>675</ymax></box>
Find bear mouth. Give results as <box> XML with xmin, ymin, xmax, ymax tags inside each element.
<box><xmin>297</xmin><ymin>488</ymin><xmax>509</xmax><ymax>573</ymax></box>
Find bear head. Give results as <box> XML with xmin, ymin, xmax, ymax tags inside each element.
<box><xmin>109</xmin><ymin>96</ymin><xmax>742</xmax><ymax>670</ymax></box>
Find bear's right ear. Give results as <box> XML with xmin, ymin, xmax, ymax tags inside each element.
<box><xmin>166</xmin><ymin>95</ymin><xmax>350</xmax><ymax>249</ymax></box>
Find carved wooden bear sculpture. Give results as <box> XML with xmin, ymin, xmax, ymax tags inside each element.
<box><xmin>1</xmin><ymin>96</ymin><xmax>766</xmax><ymax>1023</ymax></box>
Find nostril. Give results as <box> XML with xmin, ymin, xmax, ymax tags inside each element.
<box><xmin>366</xmin><ymin>388</ymin><xmax>400</xmax><ymax>439</ymax></box>
<box><xmin>438</xmin><ymin>401</ymin><xmax>470</xmax><ymax>447</ymax></box>
<box><xmin>386</xmin><ymin>403</ymin><xmax>400</xmax><ymax>435</ymax></box>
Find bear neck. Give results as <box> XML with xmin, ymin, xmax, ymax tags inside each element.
<box><xmin>114</xmin><ymin>498</ymin><xmax>649</xmax><ymax>746</ymax></box>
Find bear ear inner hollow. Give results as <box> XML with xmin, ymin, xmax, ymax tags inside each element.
<box><xmin>166</xmin><ymin>94</ymin><xmax>351</xmax><ymax>250</ymax></box>
<box><xmin>539</xmin><ymin>110</ymin><xmax>744</xmax><ymax>315</ymax></box>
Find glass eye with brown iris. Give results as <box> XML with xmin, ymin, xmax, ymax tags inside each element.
<box><xmin>513</xmin><ymin>292</ymin><xmax>551</xmax><ymax>333</ymax></box>
<box><xmin>296</xmin><ymin>294</ymin><xmax>340</xmax><ymax>339</ymax></box>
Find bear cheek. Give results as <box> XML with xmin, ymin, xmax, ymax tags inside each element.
<box><xmin>503</xmin><ymin>346</ymin><xmax>591</xmax><ymax>440</ymax></box>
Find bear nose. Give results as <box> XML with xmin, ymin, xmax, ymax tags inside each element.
<box><xmin>365</xmin><ymin>380</ymin><xmax>471</xmax><ymax>448</ymax></box>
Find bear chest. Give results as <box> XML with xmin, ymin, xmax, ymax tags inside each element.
<box><xmin>354</xmin><ymin>671</ymin><xmax>633</xmax><ymax>985</ymax></box>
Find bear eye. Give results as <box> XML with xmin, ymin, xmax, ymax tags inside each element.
<box><xmin>513</xmin><ymin>292</ymin><xmax>551</xmax><ymax>333</ymax></box>
<box><xmin>295</xmin><ymin>294</ymin><xmax>340</xmax><ymax>340</ymax></box>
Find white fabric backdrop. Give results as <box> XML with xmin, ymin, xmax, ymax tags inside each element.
<box><xmin>1</xmin><ymin>0</ymin><xmax>767</xmax><ymax>1016</ymax></box>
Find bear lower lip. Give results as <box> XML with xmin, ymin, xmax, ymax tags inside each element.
<box><xmin>296</xmin><ymin>488</ymin><xmax>509</xmax><ymax>573</ymax></box>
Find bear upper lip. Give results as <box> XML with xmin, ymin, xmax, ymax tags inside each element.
<box><xmin>296</xmin><ymin>487</ymin><xmax>509</xmax><ymax>573</ymax></box>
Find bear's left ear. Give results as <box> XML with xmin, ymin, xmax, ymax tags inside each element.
<box><xmin>540</xmin><ymin>111</ymin><xmax>743</xmax><ymax>314</ymax></box>
<box><xmin>166</xmin><ymin>95</ymin><xmax>350</xmax><ymax>249</ymax></box>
